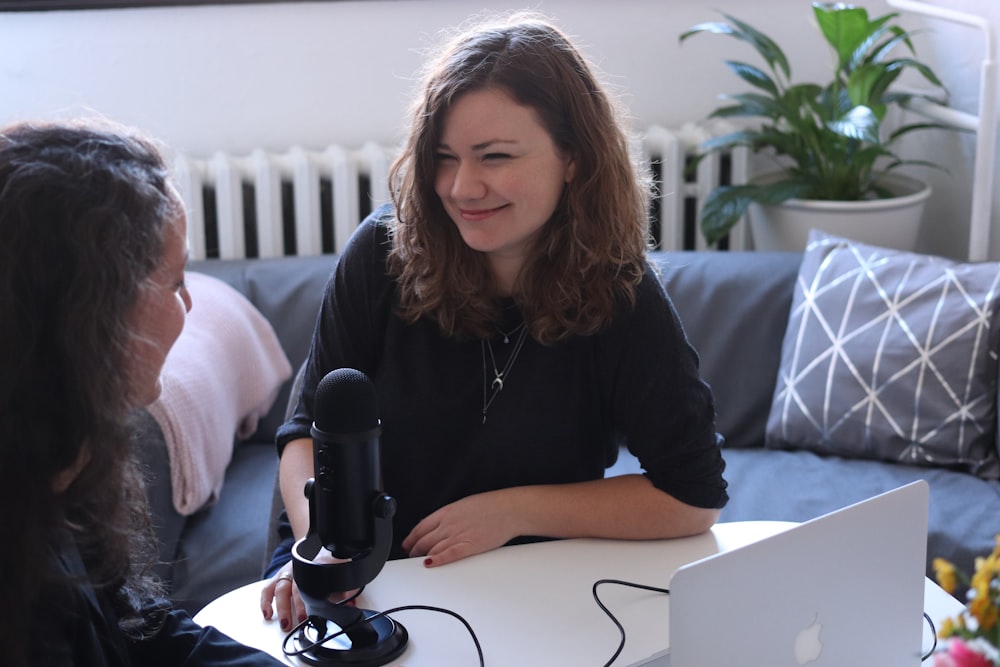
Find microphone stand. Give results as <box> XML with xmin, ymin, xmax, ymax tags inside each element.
<box><xmin>291</xmin><ymin>492</ymin><xmax>408</xmax><ymax>666</ymax></box>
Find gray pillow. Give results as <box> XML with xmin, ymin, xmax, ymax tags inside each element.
<box><xmin>765</xmin><ymin>230</ymin><xmax>1000</xmax><ymax>479</ymax></box>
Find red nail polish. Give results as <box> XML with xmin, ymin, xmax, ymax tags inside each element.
<box><xmin>280</xmin><ymin>619</ymin><xmax>289</xmax><ymax>631</ymax></box>
<box><xmin>424</xmin><ymin>557</ymin><xmax>433</xmax><ymax>567</ymax></box>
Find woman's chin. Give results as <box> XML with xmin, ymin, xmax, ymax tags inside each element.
<box><xmin>129</xmin><ymin>377</ymin><xmax>163</xmax><ymax>409</ymax></box>
<box><xmin>455</xmin><ymin>228</ymin><xmax>499</xmax><ymax>254</ymax></box>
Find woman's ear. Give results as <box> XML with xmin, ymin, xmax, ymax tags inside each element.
<box><xmin>565</xmin><ymin>156</ymin><xmax>576</xmax><ymax>184</ymax></box>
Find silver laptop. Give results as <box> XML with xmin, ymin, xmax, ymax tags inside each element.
<box><xmin>664</xmin><ymin>481</ymin><xmax>929</xmax><ymax>667</ymax></box>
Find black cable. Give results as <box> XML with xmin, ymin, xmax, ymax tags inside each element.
<box><xmin>922</xmin><ymin>611</ymin><xmax>937</xmax><ymax>660</ymax></box>
<box><xmin>279</xmin><ymin>585</ymin><xmax>368</xmax><ymax>656</ymax></box>
<box><xmin>281</xmin><ymin>602</ymin><xmax>485</xmax><ymax>666</ymax></box>
<box><xmin>592</xmin><ymin>578</ymin><xmax>671</xmax><ymax>667</ymax></box>
<box><xmin>278</xmin><ymin>579</ymin><xmax>933</xmax><ymax>666</ymax></box>
<box><xmin>593</xmin><ymin>579</ymin><xmax>939</xmax><ymax>665</ymax></box>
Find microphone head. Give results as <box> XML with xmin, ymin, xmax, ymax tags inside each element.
<box><xmin>314</xmin><ymin>368</ymin><xmax>379</xmax><ymax>433</ymax></box>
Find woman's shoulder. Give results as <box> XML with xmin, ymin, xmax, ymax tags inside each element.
<box><xmin>622</xmin><ymin>259</ymin><xmax>673</xmax><ymax>313</ymax></box>
<box><xmin>333</xmin><ymin>203</ymin><xmax>398</xmax><ymax>277</ymax></box>
<box><xmin>346</xmin><ymin>202</ymin><xmax>395</xmax><ymax>253</ymax></box>
<box><xmin>330</xmin><ymin>204</ymin><xmax>400</xmax><ymax>304</ymax></box>
<box><xmin>598</xmin><ymin>259</ymin><xmax>681</xmax><ymax>341</ymax></box>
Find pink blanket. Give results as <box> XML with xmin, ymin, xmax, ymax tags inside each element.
<box><xmin>146</xmin><ymin>271</ymin><xmax>292</xmax><ymax>515</ymax></box>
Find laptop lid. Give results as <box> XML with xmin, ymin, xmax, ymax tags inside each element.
<box><xmin>667</xmin><ymin>481</ymin><xmax>929</xmax><ymax>667</ymax></box>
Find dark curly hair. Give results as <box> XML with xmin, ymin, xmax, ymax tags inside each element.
<box><xmin>0</xmin><ymin>119</ymin><xmax>179</xmax><ymax>667</ymax></box>
<box><xmin>388</xmin><ymin>11</ymin><xmax>652</xmax><ymax>344</ymax></box>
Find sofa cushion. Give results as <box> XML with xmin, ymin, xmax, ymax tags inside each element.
<box><xmin>146</xmin><ymin>271</ymin><xmax>292</xmax><ymax>514</ymax></box>
<box><xmin>765</xmin><ymin>230</ymin><xmax>1000</xmax><ymax>479</ymax></box>
<box><xmin>718</xmin><ymin>447</ymin><xmax>1000</xmax><ymax>580</ymax></box>
<box><xmin>169</xmin><ymin>441</ymin><xmax>279</xmax><ymax>615</ymax></box>
<box><xmin>652</xmin><ymin>250</ymin><xmax>802</xmax><ymax>449</ymax></box>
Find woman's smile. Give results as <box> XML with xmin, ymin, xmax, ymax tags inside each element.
<box><xmin>458</xmin><ymin>204</ymin><xmax>509</xmax><ymax>222</ymax></box>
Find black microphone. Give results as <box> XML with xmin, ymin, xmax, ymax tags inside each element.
<box><xmin>290</xmin><ymin>368</ymin><xmax>408</xmax><ymax>666</ymax></box>
<box><xmin>309</xmin><ymin>367</ymin><xmax>385</xmax><ymax>560</ymax></box>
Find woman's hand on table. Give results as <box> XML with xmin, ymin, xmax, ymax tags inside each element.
<box><xmin>260</xmin><ymin>557</ymin><xmax>361</xmax><ymax>631</ymax></box>
<box><xmin>259</xmin><ymin>562</ymin><xmax>306</xmax><ymax>631</ymax></box>
<box><xmin>402</xmin><ymin>491</ymin><xmax>519</xmax><ymax>567</ymax></box>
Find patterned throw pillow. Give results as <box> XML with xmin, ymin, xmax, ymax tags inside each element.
<box><xmin>765</xmin><ymin>230</ymin><xmax>1000</xmax><ymax>479</ymax></box>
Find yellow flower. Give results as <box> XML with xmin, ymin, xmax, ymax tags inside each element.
<box><xmin>935</xmin><ymin>557</ymin><xmax>959</xmax><ymax>595</ymax></box>
<box><xmin>983</xmin><ymin>551</ymin><xmax>1000</xmax><ymax>576</ymax></box>
<box><xmin>932</xmin><ymin>536</ymin><xmax>1000</xmax><ymax>657</ymax></box>
<box><xmin>969</xmin><ymin>592</ymin><xmax>998</xmax><ymax>631</ymax></box>
<box><xmin>938</xmin><ymin>616</ymin><xmax>956</xmax><ymax>639</ymax></box>
<box><xmin>971</xmin><ymin>560</ymin><xmax>992</xmax><ymax>593</ymax></box>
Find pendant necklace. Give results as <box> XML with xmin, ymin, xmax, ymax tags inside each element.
<box><xmin>497</xmin><ymin>321</ymin><xmax>525</xmax><ymax>344</ymax></box>
<box><xmin>481</xmin><ymin>324</ymin><xmax>529</xmax><ymax>424</ymax></box>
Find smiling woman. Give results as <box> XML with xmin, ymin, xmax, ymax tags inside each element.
<box><xmin>260</xmin><ymin>9</ymin><xmax>728</xmax><ymax>642</ymax></box>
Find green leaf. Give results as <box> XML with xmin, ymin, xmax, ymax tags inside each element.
<box><xmin>679</xmin><ymin>21</ymin><xmax>737</xmax><ymax>42</ymax></box>
<box><xmin>813</xmin><ymin>3</ymin><xmax>875</xmax><ymax>70</ymax></box>
<box><xmin>752</xmin><ymin>178</ymin><xmax>817</xmax><ymax>204</ymax></box>
<box><xmin>827</xmin><ymin>105</ymin><xmax>880</xmax><ymax>144</ymax></box>
<box><xmin>725</xmin><ymin>61</ymin><xmax>780</xmax><ymax>97</ymax></box>
<box><xmin>698</xmin><ymin>129</ymin><xmax>763</xmax><ymax>152</ymax></box>
<box><xmin>710</xmin><ymin>93</ymin><xmax>786</xmax><ymax>120</ymax></box>
<box><xmin>846</xmin><ymin>62</ymin><xmax>894</xmax><ymax>107</ymax></box>
<box><xmin>782</xmin><ymin>83</ymin><xmax>824</xmax><ymax>114</ymax></box>
<box><xmin>680</xmin><ymin>15</ymin><xmax>790</xmax><ymax>81</ymax></box>
<box><xmin>700</xmin><ymin>179</ymin><xmax>814</xmax><ymax>245</ymax></box>
<box><xmin>866</xmin><ymin>28</ymin><xmax>914</xmax><ymax>66</ymax></box>
<box><xmin>700</xmin><ymin>186</ymin><xmax>756</xmax><ymax>246</ymax></box>
<box><xmin>722</xmin><ymin>13</ymin><xmax>791</xmax><ymax>80</ymax></box>
<box><xmin>857</xmin><ymin>62</ymin><xmax>903</xmax><ymax>107</ymax></box>
<box><xmin>889</xmin><ymin>57</ymin><xmax>945</xmax><ymax>88</ymax></box>
<box><xmin>886</xmin><ymin>121</ymin><xmax>966</xmax><ymax>144</ymax></box>
<box><xmin>847</xmin><ymin>19</ymin><xmax>899</xmax><ymax>70</ymax></box>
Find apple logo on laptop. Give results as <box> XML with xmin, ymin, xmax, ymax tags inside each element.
<box><xmin>794</xmin><ymin>613</ymin><xmax>823</xmax><ymax>664</ymax></box>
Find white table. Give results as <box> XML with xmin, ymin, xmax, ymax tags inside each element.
<box><xmin>195</xmin><ymin>521</ymin><xmax>963</xmax><ymax>666</ymax></box>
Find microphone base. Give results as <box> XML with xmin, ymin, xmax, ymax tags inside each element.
<box><xmin>294</xmin><ymin>608</ymin><xmax>408</xmax><ymax>667</ymax></box>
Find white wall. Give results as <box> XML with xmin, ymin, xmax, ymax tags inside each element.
<box><xmin>1</xmin><ymin>0</ymin><xmax>997</xmax><ymax>259</ymax></box>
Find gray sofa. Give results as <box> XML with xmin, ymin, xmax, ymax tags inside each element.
<box><xmin>140</xmin><ymin>249</ymin><xmax>1000</xmax><ymax>615</ymax></box>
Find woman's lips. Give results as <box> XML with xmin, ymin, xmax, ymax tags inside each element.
<box><xmin>459</xmin><ymin>204</ymin><xmax>507</xmax><ymax>222</ymax></box>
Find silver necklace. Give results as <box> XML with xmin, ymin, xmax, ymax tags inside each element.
<box><xmin>497</xmin><ymin>321</ymin><xmax>525</xmax><ymax>344</ymax></box>
<box><xmin>481</xmin><ymin>325</ymin><xmax>529</xmax><ymax>424</ymax></box>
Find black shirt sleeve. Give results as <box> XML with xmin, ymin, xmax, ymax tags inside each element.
<box><xmin>600</xmin><ymin>264</ymin><xmax>729</xmax><ymax>509</ymax></box>
<box><xmin>126</xmin><ymin>608</ymin><xmax>285</xmax><ymax>667</ymax></box>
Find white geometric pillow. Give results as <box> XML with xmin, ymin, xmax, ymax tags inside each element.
<box><xmin>765</xmin><ymin>230</ymin><xmax>1000</xmax><ymax>479</ymax></box>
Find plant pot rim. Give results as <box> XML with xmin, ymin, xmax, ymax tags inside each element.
<box><xmin>751</xmin><ymin>172</ymin><xmax>931</xmax><ymax>213</ymax></box>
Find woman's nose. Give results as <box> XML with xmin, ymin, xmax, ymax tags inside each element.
<box><xmin>450</xmin><ymin>161</ymin><xmax>487</xmax><ymax>200</ymax></box>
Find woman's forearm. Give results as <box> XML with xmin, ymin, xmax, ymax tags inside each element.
<box><xmin>498</xmin><ymin>473</ymin><xmax>719</xmax><ymax>541</ymax></box>
<box><xmin>278</xmin><ymin>437</ymin><xmax>314</xmax><ymax>540</ymax></box>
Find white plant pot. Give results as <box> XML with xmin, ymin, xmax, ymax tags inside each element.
<box><xmin>747</xmin><ymin>173</ymin><xmax>931</xmax><ymax>252</ymax></box>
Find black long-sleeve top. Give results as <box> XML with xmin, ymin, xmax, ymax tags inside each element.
<box><xmin>276</xmin><ymin>205</ymin><xmax>728</xmax><ymax>559</ymax></box>
<box><xmin>32</xmin><ymin>534</ymin><xmax>284</xmax><ymax>667</ymax></box>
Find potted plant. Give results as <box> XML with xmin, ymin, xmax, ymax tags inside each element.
<box><xmin>679</xmin><ymin>2</ymin><xmax>960</xmax><ymax>249</ymax></box>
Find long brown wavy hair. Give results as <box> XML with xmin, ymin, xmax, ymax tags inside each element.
<box><xmin>0</xmin><ymin>120</ymin><xmax>178</xmax><ymax>667</ymax></box>
<box><xmin>388</xmin><ymin>11</ymin><xmax>652</xmax><ymax>344</ymax></box>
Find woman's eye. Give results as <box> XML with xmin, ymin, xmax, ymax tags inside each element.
<box><xmin>435</xmin><ymin>152</ymin><xmax>456</xmax><ymax>162</ymax></box>
<box><xmin>483</xmin><ymin>153</ymin><xmax>511</xmax><ymax>161</ymax></box>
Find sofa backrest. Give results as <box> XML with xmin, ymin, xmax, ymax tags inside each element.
<box><xmin>188</xmin><ymin>255</ymin><xmax>337</xmax><ymax>442</ymax></box>
<box><xmin>191</xmin><ymin>250</ymin><xmax>803</xmax><ymax>450</ymax></box>
<box><xmin>651</xmin><ymin>251</ymin><xmax>803</xmax><ymax>449</ymax></box>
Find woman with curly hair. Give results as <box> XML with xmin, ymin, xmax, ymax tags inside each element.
<box><xmin>0</xmin><ymin>119</ymin><xmax>283</xmax><ymax>666</ymax></box>
<box><xmin>261</xmin><ymin>11</ymin><xmax>728</xmax><ymax>630</ymax></box>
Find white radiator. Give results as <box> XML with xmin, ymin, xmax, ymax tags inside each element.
<box><xmin>173</xmin><ymin>123</ymin><xmax>748</xmax><ymax>261</ymax></box>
